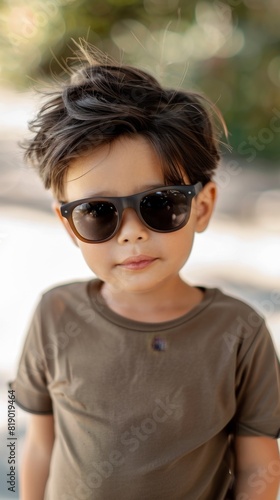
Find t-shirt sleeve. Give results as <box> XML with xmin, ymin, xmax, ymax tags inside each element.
<box><xmin>10</xmin><ymin>299</ymin><xmax>53</xmax><ymax>414</ymax></box>
<box><xmin>234</xmin><ymin>319</ymin><xmax>280</xmax><ymax>438</ymax></box>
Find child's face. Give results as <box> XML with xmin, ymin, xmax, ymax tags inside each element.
<box><xmin>54</xmin><ymin>135</ymin><xmax>216</xmax><ymax>294</ymax></box>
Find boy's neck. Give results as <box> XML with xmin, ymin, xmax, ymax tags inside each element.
<box><xmin>99</xmin><ymin>277</ymin><xmax>204</xmax><ymax>323</ymax></box>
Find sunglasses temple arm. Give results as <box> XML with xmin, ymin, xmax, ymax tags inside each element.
<box><xmin>194</xmin><ymin>182</ymin><xmax>203</xmax><ymax>195</ymax></box>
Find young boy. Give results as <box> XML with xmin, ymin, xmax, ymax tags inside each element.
<box><xmin>11</xmin><ymin>45</ymin><xmax>280</xmax><ymax>500</ymax></box>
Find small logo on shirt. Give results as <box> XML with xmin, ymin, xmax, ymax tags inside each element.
<box><xmin>151</xmin><ymin>337</ymin><xmax>167</xmax><ymax>351</ymax></box>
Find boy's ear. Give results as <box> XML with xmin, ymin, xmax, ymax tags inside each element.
<box><xmin>194</xmin><ymin>182</ymin><xmax>217</xmax><ymax>233</ymax></box>
<box><xmin>52</xmin><ymin>201</ymin><xmax>79</xmax><ymax>247</ymax></box>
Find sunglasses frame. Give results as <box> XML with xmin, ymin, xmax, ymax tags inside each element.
<box><xmin>60</xmin><ymin>182</ymin><xmax>203</xmax><ymax>243</ymax></box>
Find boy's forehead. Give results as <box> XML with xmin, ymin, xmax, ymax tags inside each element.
<box><xmin>66</xmin><ymin>143</ymin><xmax>112</xmax><ymax>182</ymax></box>
<box><xmin>64</xmin><ymin>135</ymin><xmax>167</xmax><ymax>199</ymax></box>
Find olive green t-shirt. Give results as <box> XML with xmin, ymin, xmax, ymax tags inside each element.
<box><xmin>12</xmin><ymin>280</ymin><xmax>280</xmax><ymax>500</ymax></box>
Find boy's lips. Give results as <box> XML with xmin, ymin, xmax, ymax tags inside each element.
<box><xmin>118</xmin><ymin>255</ymin><xmax>157</xmax><ymax>270</ymax></box>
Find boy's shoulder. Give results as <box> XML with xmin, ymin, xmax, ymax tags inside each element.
<box><xmin>210</xmin><ymin>286</ymin><xmax>265</xmax><ymax>322</ymax></box>
<box><xmin>38</xmin><ymin>279</ymin><xmax>94</xmax><ymax>313</ymax></box>
<box><xmin>209</xmin><ymin>286</ymin><xmax>263</xmax><ymax>317</ymax></box>
<box><xmin>42</xmin><ymin>278</ymin><xmax>92</xmax><ymax>297</ymax></box>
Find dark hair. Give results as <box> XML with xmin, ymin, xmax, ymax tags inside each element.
<box><xmin>24</xmin><ymin>45</ymin><xmax>227</xmax><ymax>199</ymax></box>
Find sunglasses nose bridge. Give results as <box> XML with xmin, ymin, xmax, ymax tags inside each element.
<box><xmin>118</xmin><ymin>193</ymin><xmax>140</xmax><ymax>218</ymax></box>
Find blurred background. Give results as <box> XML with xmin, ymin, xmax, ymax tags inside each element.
<box><xmin>0</xmin><ymin>0</ymin><xmax>280</xmax><ymax>497</ymax></box>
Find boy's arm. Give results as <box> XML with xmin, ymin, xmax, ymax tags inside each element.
<box><xmin>21</xmin><ymin>414</ymin><xmax>55</xmax><ymax>500</ymax></box>
<box><xmin>234</xmin><ymin>435</ymin><xmax>280</xmax><ymax>499</ymax></box>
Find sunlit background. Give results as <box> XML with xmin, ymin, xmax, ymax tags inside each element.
<box><xmin>0</xmin><ymin>1</ymin><xmax>280</xmax><ymax>497</ymax></box>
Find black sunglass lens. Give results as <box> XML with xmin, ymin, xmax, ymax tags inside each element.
<box><xmin>140</xmin><ymin>190</ymin><xmax>190</xmax><ymax>230</ymax></box>
<box><xmin>72</xmin><ymin>202</ymin><xmax>118</xmax><ymax>241</ymax></box>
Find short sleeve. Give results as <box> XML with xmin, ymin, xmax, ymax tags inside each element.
<box><xmin>9</xmin><ymin>300</ymin><xmax>53</xmax><ymax>414</ymax></box>
<box><xmin>235</xmin><ymin>320</ymin><xmax>280</xmax><ymax>438</ymax></box>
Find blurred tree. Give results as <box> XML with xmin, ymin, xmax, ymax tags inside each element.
<box><xmin>0</xmin><ymin>0</ymin><xmax>279</xmax><ymax>161</ymax></box>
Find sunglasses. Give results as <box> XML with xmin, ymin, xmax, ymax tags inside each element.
<box><xmin>60</xmin><ymin>182</ymin><xmax>202</xmax><ymax>243</ymax></box>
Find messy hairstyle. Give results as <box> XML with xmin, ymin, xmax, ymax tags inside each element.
<box><xmin>24</xmin><ymin>43</ymin><xmax>227</xmax><ymax>200</ymax></box>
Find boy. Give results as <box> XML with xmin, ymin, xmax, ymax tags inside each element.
<box><xmin>12</xmin><ymin>45</ymin><xmax>280</xmax><ymax>499</ymax></box>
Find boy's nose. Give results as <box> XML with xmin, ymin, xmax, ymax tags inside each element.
<box><xmin>117</xmin><ymin>208</ymin><xmax>149</xmax><ymax>244</ymax></box>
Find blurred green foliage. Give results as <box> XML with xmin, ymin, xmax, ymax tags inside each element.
<box><xmin>0</xmin><ymin>0</ymin><xmax>280</xmax><ymax>161</ymax></box>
